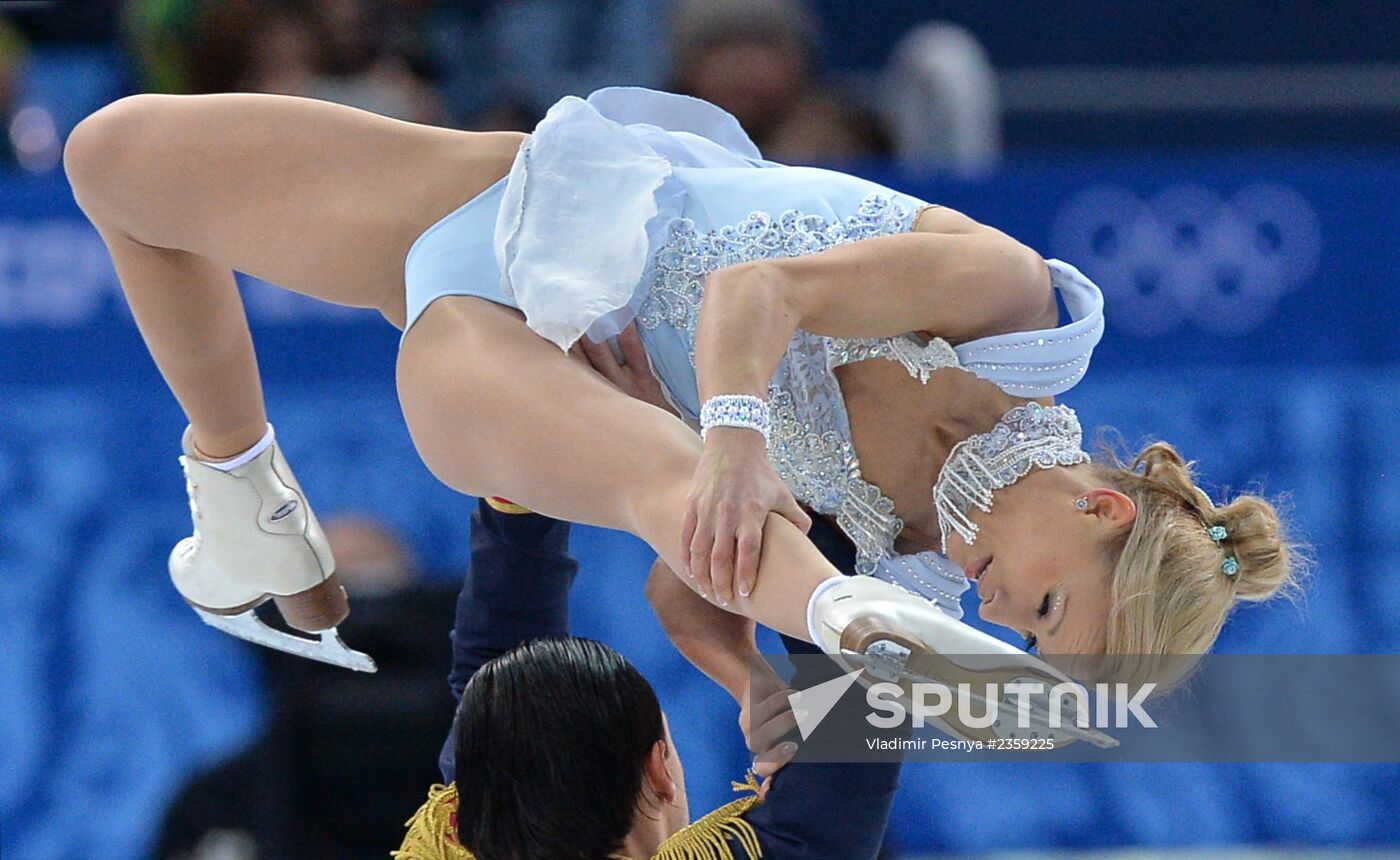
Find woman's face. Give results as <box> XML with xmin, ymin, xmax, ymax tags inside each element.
<box><xmin>944</xmin><ymin>475</ymin><xmax>1134</xmax><ymax>657</ymax></box>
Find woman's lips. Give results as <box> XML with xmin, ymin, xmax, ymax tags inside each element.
<box><xmin>967</xmin><ymin>555</ymin><xmax>993</xmax><ymax>582</ymax></box>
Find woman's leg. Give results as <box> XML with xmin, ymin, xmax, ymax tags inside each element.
<box><xmin>64</xmin><ymin>91</ymin><xmax>523</xmax><ymax>456</ymax></box>
<box><xmin>65</xmin><ymin>91</ymin><xmax>834</xmax><ymax>639</ymax></box>
<box><xmin>398</xmin><ymin>298</ymin><xmax>835</xmax><ymax>640</ymax></box>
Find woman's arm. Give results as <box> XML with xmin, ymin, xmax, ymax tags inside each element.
<box><xmin>693</xmin><ymin>216</ymin><xmax>1054</xmax><ymax>402</ymax></box>
<box><xmin>685</xmin><ymin>212</ymin><xmax>1053</xmax><ymax>599</ymax></box>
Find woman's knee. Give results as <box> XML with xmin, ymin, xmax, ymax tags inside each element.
<box><xmin>65</xmin><ymin>95</ymin><xmax>172</xmax><ymax>224</ymax></box>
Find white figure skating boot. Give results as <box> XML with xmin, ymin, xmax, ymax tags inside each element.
<box><xmin>810</xmin><ymin>576</ymin><xmax>1115</xmax><ymax>748</ymax></box>
<box><xmin>170</xmin><ymin>425</ymin><xmax>376</xmax><ymax>672</ymax></box>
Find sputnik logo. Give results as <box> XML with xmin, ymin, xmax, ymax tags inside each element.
<box><xmin>787</xmin><ymin>668</ymin><xmax>866</xmax><ymax>740</ymax></box>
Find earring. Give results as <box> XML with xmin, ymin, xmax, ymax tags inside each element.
<box><xmin>1075</xmin><ymin>497</ymin><xmax>1089</xmax><ymax>510</ymax></box>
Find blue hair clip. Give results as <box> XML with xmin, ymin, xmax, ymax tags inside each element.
<box><xmin>1208</xmin><ymin>525</ymin><xmax>1238</xmax><ymax>576</ymax></box>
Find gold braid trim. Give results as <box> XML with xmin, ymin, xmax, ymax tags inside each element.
<box><xmin>391</xmin><ymin>773</ymin><xmax>765</xmax><ymax>860</ymax></box>
<box><xmin>651</xmin><ymin>772</ymin><xmax>764</xmax><ymax>860</ymax></box>
<box><xmin>391</xmin><ymin>783</ymin><xmax>470</xmax><ymax>860</ymax></box>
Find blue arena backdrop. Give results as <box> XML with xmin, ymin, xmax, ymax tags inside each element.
<box><xmin>2</xmin><ymin>151</ymin><xmax>1399</xmax><ymax>859</ymax></box>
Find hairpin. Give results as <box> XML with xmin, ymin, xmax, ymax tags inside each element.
<box><xmin>1208</xmin><ymin>525</ymin><xmax>1238</xmax><ymax>577</ymax></box>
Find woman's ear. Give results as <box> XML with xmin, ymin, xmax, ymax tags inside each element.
<box><xmin>1080</xmin><ymin>487</ymin><xmax>1137</xmax><ymax>531</ymax></box>
<box><xmin>642</xmin><ymin>740</ymin><xmax>676</xmax><ymax>804</ymax></box>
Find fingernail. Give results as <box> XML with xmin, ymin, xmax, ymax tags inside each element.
<box><xmin>739</xmin><ymin>583</ymin><xmax>751</xmax><ymax>597</ymax></box>
<box><xmin>780</xmin><ymin>742</ymin><xmax>798</xmax><ymax>755</ymax></box>
<box><xmin>717</xmin><ymin>595</ymin><xmax>728</xmax><ymax>606</ymax></box>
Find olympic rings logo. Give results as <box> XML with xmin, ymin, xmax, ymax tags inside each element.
<box><xmin>1049</xmin><ymin>183</ymin><xmax>1322</xmax><ymax>337</ymax></box>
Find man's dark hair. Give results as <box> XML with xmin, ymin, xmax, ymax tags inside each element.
<box><xmin>454</xmin><ymin>637</ymin><xmax>666</xmax><ymax>860</ymax></box>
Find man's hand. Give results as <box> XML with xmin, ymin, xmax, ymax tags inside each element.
<box><xmin>741</xmin><ymin>663</ymin><xmax>801</xmax><ymax>792</ymax></box>
<box><xmin>570</xmin><ymin>323</ymin><xmax>680</xmax><ymax>418</ymax></box>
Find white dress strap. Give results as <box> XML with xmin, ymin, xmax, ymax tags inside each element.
<box><xmin>953</xmin><ymin>259</ymin><xmax>1106</xmax><ymax>398</ymax></box>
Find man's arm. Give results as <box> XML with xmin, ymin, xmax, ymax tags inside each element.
<box><xmin>645</xmin><ymin>559</ymin><xmax>757</xmax><ymax>702</ymax></box>
<box><xmin>737</xmin><ymin>516</ymin><xmax>904</xmax><ymax>860</ymax></box>
<box><xmin>439</xmin><ymin>499</ymin><xmax>577</xmax><ymax>781</ymax></box>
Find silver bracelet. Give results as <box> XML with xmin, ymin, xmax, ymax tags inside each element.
<box><xmin>699</xmin><ymin>394</ymin><xmax>770</xmax><ymax>443</ymax></box>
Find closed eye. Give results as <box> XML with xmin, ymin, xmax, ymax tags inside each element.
<box><xmin>1025</xmin><ymin>593</ymin><xmax>1053</xmax><ymax>651</ymax></box>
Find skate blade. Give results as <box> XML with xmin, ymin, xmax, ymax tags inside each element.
<box><xmin>193</xmin><ymin>607</ymin><xmax>377</xmax><ymax>673</ymax></box>
<box><xmin>843</xmin><ymin>649</ymin><xmax>1120</xmax><ymax>749</ymax></box>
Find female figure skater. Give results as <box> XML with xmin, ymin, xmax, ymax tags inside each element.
<box><xmin>64</xmin><ymin>88</ymin><xmax>1298</xmax><ymax>728</ymax></box>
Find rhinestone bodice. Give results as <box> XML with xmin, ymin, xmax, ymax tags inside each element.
<box><xmin>479</xmin><ymin>85</ymin><xmax>1103</xmax><ymax>615</ymax></box>
<box><xmin>634</xmin><ymin>192</ymin><xmax>1104</xmax><ymax>615</ymax></box>
<box><xmin>637</xmin><ymin>194</ymin><xmax>965</xmax><ymax>580</ymax></box>
<box><xmin>933</xmin><ymin>402</ymin><xmax>1093</xmax><ymax>553</ymax></box>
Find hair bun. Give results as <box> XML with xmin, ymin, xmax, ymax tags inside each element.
<box><xmin>1132</xmin><ymin>441</ymin><xmax>1214</xmax><ymax>515</ymax></box>
<box><xmin>1135</xmin><ymin>441</ymin><xmax>1187</xmax><ymax>474</ymax></box>
<box><xmin>1097</xmin><ymin>436</ymin><xmax>1307</xmax><ymax>685</ymax></box>
<box><xmin>1216</xmin><ymin>495</ymin><xmax>1296</xmax><ymax>602</ymax></box>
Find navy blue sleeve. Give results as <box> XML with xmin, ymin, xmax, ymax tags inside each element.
<box><xmin>438</xmin><ymin>500</ymin><xmax>577</xmax><ymax>782</ymax></box>
<box><xmin>740</xmin><ymin>516</ymin><xmax>902</xmax><ymax>860</ymax></box>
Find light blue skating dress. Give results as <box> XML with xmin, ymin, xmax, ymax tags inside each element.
<box><xmin>403</xmin><ymin>87</ymin><xmax>1106</xmax><ymax>616</ymax></box>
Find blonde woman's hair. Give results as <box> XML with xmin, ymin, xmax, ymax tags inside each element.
<box><xmin>1090</xmin><ymin>440</ymin><xmax>1307</xmax><ymax>691</ymax></box>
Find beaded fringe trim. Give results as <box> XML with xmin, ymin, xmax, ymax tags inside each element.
<box><xmin>933</xmin><ymin>404</ymin><xmax>1091</xmax><ymax>553</ymax></box>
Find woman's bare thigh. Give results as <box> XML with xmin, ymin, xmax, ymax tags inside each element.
<box><xmin>65</xmin><ymin>92</ymin><xmax>523</xmax><ymax>327</ymax></box>
<box><xmin>397</xmin><ymin>296</ymin><xmax>703</xmax><ymax>532</ymax></box>
<box><xmin>396</xmin><ymin>296</ymin><xmax>829</xmax><ymax>639</ymax></box>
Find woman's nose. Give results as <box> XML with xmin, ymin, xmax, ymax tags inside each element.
<box><xmin>979</xmin><ymin>587</ymin><xmax>1031</xmax><ymax>627</ymax></box>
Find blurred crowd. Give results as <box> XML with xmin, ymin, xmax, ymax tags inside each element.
<box><xmin>2</xmin><ymin>0</ymin><xmax>914</xmax><ymax>167</ymax></box>
<box><xmin>5</xmin><ymin>0</ymin><xmax>1396</xmax><ymax>175</ymax></box>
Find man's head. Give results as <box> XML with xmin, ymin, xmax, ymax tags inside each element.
<box><xmin>454</xmin><ymin>637</ymin><xmax>688</xmax><ymax>859</ymax></box>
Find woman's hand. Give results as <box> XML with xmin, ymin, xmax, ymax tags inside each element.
<box><xmin>682</xmin><ymin>429</ymin><xmax>812</xmax><ymax>604</ymax></box>
<box><xmin>569</xmin><ymin>323</ymin><xmax>681</xmax><ymax>418</ymax></box>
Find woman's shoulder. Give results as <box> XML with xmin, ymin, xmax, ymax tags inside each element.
<box><xmin>910</xmin><ymin>203</ymin><xmax>992</xmax><ymax>235</ymax></box>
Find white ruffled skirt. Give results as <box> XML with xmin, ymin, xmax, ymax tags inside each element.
<box><xmin>492</xmin><ymin>87</ymin><xmax>776</xmax><ymax>350</ymax></box>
